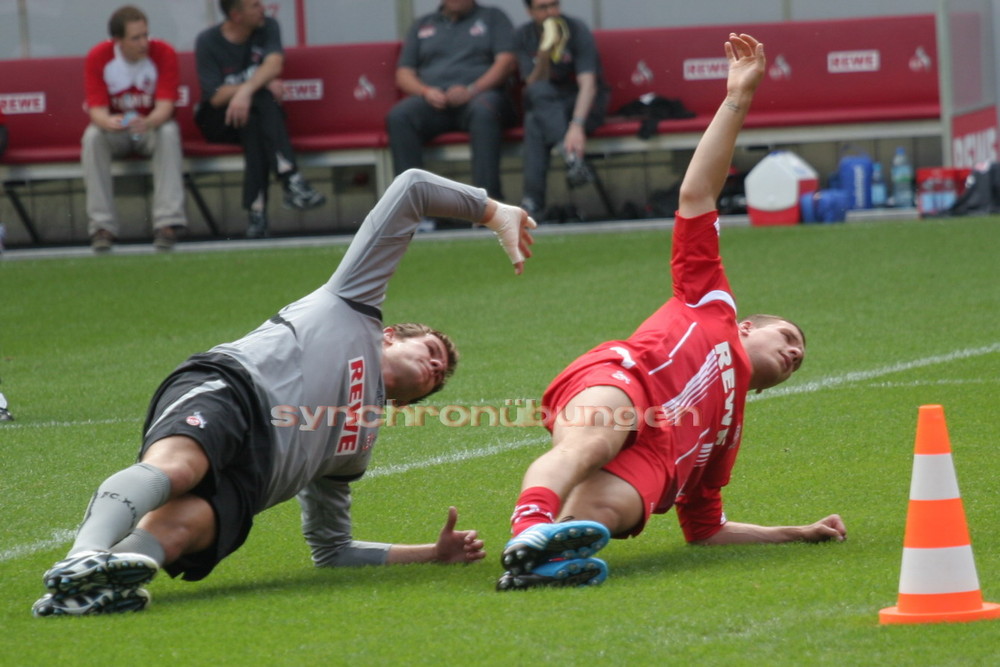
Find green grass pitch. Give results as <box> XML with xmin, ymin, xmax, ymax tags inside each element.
<box><xmin>1</xmin><ymin>216</ymin><xmax>999</xmax><ymax>664</ymax></box>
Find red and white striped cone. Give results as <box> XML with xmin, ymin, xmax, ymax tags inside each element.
<box><xmin>880</xmin><ymin>405</ymin><xmax>1000</xmax><ymax>624</ymax></box>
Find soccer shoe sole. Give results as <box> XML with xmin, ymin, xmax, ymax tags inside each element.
<box><xmin>43</xmin><ymin>551</ymin><xmax>158</xmax><ymax>597</ymax></box>
<box><xmin>32</xmin><ymin>587</ymin><xmax>151</xmax><ymax>617</ymax></box>
<box><xmin>501</xmin><ymin>520</ymin><xmax>610</xmax><ymax>576</ymax></box>
<box><xmin>496</xmin><ymin>557</ymin><xmax>608</xmax><ymax>591</ymax></box>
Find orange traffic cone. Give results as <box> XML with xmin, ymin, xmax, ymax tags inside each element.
<box><xmin>880</xmin><ymin>405</ymin><xmax>1000</xmax><ymax>624</ymax></box>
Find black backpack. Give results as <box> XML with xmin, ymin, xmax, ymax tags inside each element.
<box><xmin>616</xmin><ymin>95</ymin><xmax>695</xmax><ymax>139</ymax></box>
<box><xmin>950</xmin><ymin>162</ymin><xmax>1000</xmax><ymax>215</ymax></box>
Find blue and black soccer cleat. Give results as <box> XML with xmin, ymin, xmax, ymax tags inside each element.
<box><xmin>496</xmin><ymin>557</ymin><xmax>608</xmax><ymax>591</ymax></box>
<box><xmin>501</xmin><ymin>520</ymin><xmax>610</xmax><ymax>576</ymax></box>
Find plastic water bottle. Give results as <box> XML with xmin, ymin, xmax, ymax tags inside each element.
<box><xmin>891</xmin><ymin>147</ymin><xmax>914</xmax><ymax>208</ymax></box>
<box><xmin>918</xmin><ymin>171</ymin><xmax>939</xmax><ymax>216</ymax></box>
<box><xmin>939</xmin><ymin>175</ymin><xmax>957</xmax><ymax>213</ymax></box>
<box><xmin>122</xmin><ymin>110</ymin><xmax>142</xmax><ymax>142</ymax></box>
<box><xmin>870</xmin><ymin>162</ymin><xmax>887</xmax><ymax>208</ymax></box>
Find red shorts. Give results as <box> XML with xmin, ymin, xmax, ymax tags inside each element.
<box><xmin>542</xmin><ymin>352</ymin><xmax>677</xmax><ymax>538</ymax></box>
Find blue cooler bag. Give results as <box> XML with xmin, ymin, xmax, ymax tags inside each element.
<box><xmin>800</xmin><ymin>190</ymin><xmax>850</xmax><ymax>223</ymax></box>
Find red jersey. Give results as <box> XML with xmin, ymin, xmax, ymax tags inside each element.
<box><xmin>84</xmin><ymin>39</ymin><xmax>179</xmax><ymax>115</ymax></box>
<box><xmin>542</xmin><ymin>211</ymin><xmax>751</xmax><ymax>542</ymax></box>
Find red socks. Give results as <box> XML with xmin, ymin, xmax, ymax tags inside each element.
<box><xmin>510</xmin><ymin>486</ymin><xmax>561</xmax><ymax>535</ymax></box>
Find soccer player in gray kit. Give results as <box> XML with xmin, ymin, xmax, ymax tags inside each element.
<box><xmin>33</xmin><ymin>169</ymin><xmax>536</xmax><ymax>616</ymax></box>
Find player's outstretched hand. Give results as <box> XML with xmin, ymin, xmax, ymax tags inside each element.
<box><xmin>481</xmin><ymin>201</ymin><xmax>537</xmax><ymax>275</ymax></box>
<box><xmin>801</xmin><ymin>514</ymin><xmax>847</xmax><ymax>543</ymax></box>
<box><xmin>724</xmin><ymin>33</ymin><xmax>766</xmax><ymax>97</ymax></box>
<box><xmin>434</xmin><ymin>506</ymin><xmax>486</xmax><ymax>564</ymax></box>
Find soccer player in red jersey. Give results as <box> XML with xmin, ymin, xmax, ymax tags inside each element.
<box><xmin>498</xmin><ymin>33</ymin><xmax>846</xmax><ymax>591</ymax></box>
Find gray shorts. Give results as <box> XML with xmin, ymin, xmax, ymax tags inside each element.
<box><xmin>141</xmin><ymin>353</ymin><xmax>273</xmax><ymax>581</ymax></box>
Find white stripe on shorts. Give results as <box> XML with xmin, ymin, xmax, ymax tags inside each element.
<box><xmin>144</xmin><ymin>378</ymin><xmax>229</xmax><ymax>436</ymax></box>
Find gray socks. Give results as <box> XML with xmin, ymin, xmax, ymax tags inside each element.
<box><xmin>70</xmin><ymin>462</ymin><xmax>172</xmax><ymax>555</ymax></box>
<box><xmin>111</xmin><ymin>528</ymin><xmax>167</xmax><ymax>566</ymax></box>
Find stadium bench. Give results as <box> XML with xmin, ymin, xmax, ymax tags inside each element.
<box><xmin>587</xmin><ymin>15</ymin><xmax>941</xmax><ymax>155</ymax></box>
<box><xmin>0</xmin><ymin>15</ymin><xmax>941</xmax><ymax>244</ymax></box>
<box><xmin>0</xmin><ymin>42</ymin><xmax>401</xmax><ymax>243</ymax></box>
<box><xmin>420</xmin><ymin>14</ymin><xmax>941</xmax><ymax>214</ymax></box>
<box><xmin>173</xmin><ymin>40</ymin><xmax>401</xmax><ymax>222</ymax></box>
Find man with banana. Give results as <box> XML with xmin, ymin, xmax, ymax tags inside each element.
<box><xmin>513</xmin><ymin>0</ymin><xmax>610</xmax><ymax>221</ymax></box>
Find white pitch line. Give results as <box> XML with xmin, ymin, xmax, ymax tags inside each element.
<box><xmin>7</xmin><ymin>345</ymin><xmax>998</xmax><ymax>430</ymax></box>
<box><xmin>0</xmin><ymin>529</ymin><xmax>76</xmax><ymax>563</ymax></box>
<box><xmin>863</xmin><ymin>378</ymin><xmax>997</xmax><ymax>389</ymax></box>
<box><xmin>749</xmin><ymin>342</ymin><xmax>1000</xmax><ymax>402</ymax></box>
<box><xmin>0</xmin><ymin>437</ymin><xmax>547</xmax><ymax>564</ymax></box>
<box><xmin>6</xmin><ymin>342</ymin><xmax>998</xmax><ymax>563</ymax></box>
<box><xmin>365</xmin><ymin>435</ymin><xmax>547</xmax><ymax>479</ymax></box>
<box><xmin>1</xmin><ymin>417</ymin><xmax>140</xmax><ymax>430</ymax></box>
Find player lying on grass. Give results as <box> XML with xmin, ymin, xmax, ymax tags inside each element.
<box><xmin>496</xmin><ymin>33</ymin><xmax>846</xmax><ymax>591</ymax></box>
<box><xmin>32</xmin><ymin>169</ymin><xmax>536</xmax><ymax>616</ymax></box>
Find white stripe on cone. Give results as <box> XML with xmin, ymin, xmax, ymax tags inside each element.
<box><xmin>899</xmin><ymin>545</ymin><xmax>981</xmax><ymax>595</ymax></box>
<box><xmin>909</xmin><ymin>453</ymin><xmax>960</xmax><ymax>500</ymax></box>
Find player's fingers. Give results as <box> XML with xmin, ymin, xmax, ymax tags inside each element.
<box><xmin>443</xmin><ymin>505</ymin><xmax>459</xmax><ymax>532</ymax></box>
<box><xmin>518</xmin><ymin>213</ymin><xmax>537</xmax><ymax>265</ymax></box>
<box><xmin>520</xmin><ymin>228</ymin><xmax>534</xmax><ymax>258</ymax></box>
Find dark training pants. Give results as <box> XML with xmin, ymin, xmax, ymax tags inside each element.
<box><xmin>386</xmin><ymin>90</ymin><xmax>515</xmax><ymax>199</ymax></box>
<box><xmin>520</xmin><ymin>80</ymin><xmax>607</xmax><ymax>211</ymax></box>
<box><xmin>195</xmin><ymin>90</ymin><xmax>297</xmax><ymax>210</ymax></box>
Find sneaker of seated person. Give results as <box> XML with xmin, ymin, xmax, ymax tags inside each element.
<box><xmin>246</xmin><ymin>209</ymin><xmax>269</xmax><ymax>239</ymax></box>
<box><xmin>90</xmin><ymin>229</ymin><xmax>115</xmax><ymax>253</ymax></box>
<box><xmin>520</xmin><ymin>196</ymin><xmax>542</xmax><ymax>223</ymax></box>
<box><xmin>153</xmin><ymin>225</ymin><xmax>181</xmax><ymax>252</ymax></box>
<box><xmin>283</xmin><ymin>172</ymin><xmax>326</xmax><ymax>210</ymax></box>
